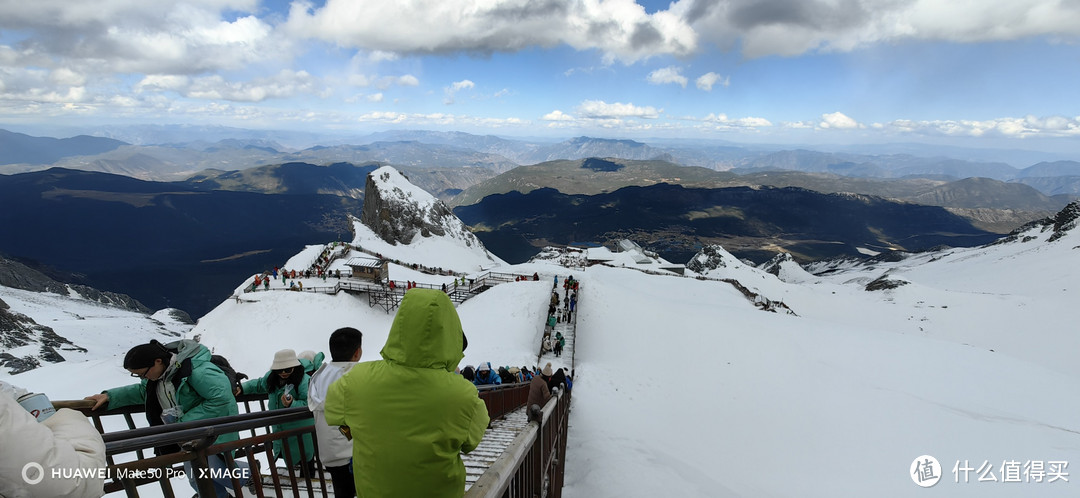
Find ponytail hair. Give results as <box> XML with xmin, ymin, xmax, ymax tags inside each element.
<box><xmin>123</xmin><ymin>340</ymin><xmax>172</xmax><ymax>369</ymax></box>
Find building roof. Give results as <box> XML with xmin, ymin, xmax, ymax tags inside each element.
<box><xmin>345</xmin><ymin>256</ymin><xmax>382</xmax><ymax>268</ymax></box>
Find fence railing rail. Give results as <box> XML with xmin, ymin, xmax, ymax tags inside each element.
<box><xmin>56</xmin><ymin>380</ymin><xmax>553</xmax><ymax>496</ymax></box>
<box><xmin>465</xmin><ymin>387</ymin><xmax>571</xmax><ymax>498</ymax></box>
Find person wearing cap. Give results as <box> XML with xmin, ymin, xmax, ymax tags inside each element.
<box><xmin>325</xmin><ymin>288</ymin><xmax>489</xmax><ymax>498</ymax></box>
<box><xmin>239</xmin><ymin>349</ymin><xmax>316</xmax><ymax>474</ymax></box>
<box><xmin>526</xmin><ymin>364</ymin><xmax>551</xmax><ymax>411</ymax></box>
<box><xmin>472</xmin><ymin>361</ymin><xmax>502</xmax><ymax>386</ymax></box>
<box><xmin>83</xmin><ymin>339</ymin><xmax>245</xmax><ymax>497</ymax></box>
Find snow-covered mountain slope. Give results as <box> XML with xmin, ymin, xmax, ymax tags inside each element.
<box><xmin>5</xmin><ymin>179</ymin><xmax>1079</xmax><ymax>498</ymax></box>
<box><xmin>565</xmin><ymin>262</ymin><xmax>1079</xmax><ymax>498</ymax></box>
<box><xmin>0</xmin><ymin>257</ymin><xmax>192</xmax><ymax>375</ymax></box>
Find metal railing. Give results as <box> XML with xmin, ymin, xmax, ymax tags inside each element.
<box><xmin>465</xmin><ymin>387</ymin><xmax>572</xmax><ymax>498</ymax></box>
<box><xmin>59</xmin><ymin>381</ymin><xmax>547</xmax><ymax>496</ymax></box>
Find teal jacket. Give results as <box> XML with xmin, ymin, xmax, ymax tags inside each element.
<box><xmin>326</xmin><ymin>288</ymin><xmax>489</xmax><ymax>497</ymax></box>
<box><xmin>241</xmin><ymin>371</ymin><xmax>315</xmax><ymax>465</ymax></box>
<box><xmin>105</xmin><ymin>339</ymin><xmax>239</xmax><ymax>448</ymax></box>
<box><xmin>299</xmin><ymin>352</ymin><xmax>325</xmax><ymax>375</ymax></box>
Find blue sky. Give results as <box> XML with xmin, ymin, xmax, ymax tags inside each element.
<box><xmin>1</xmin><ymin>0</ymin><xmax>1079</xmax><ymax>150</ymax></box>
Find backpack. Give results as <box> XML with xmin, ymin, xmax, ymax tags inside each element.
<box><xmin>210</xmin><ymin>354</ymin><xmax>248</xmax><ymax>395</ymax></box>
<box><xmin>497</xmin><ymin>366</ymin><xmax>515</xmax><ymax>384</ymax></box>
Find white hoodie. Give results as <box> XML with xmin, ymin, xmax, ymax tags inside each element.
<box><xmin>0</xmin><ymin>387</ymin><xmax>106</xmax><ymax>497</ymax></box>
<box><xmin>307</xmin><ymin>361</ymin><xmax>358</xmax><ymax>467</ymax></box>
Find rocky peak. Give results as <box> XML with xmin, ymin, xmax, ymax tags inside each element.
<box><xmin>760</xmin><ymin>252</ymin><xmax>796</xmax><ymax>277</ymax></box>
<box><xmin>687</xmin><ymin>245</ymin><xmax>741</xmax><ymax>274</ymax></box>
<box><xmin>995</xmin><ymin>200</ymin><xmax>1080</xmax><ymax>245</ymax></box>
<box><xmin>1048</xmin><ymin>200</ymin><xmax>1080</xmax><ymax>242</ymax></box>
<box><xmin>360</xmin><ymin>166</ymin><xmax>487</xmax><ymax>251</ymax></box>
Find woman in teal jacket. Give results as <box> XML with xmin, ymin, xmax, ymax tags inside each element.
<box><xmin>84</xmin><ymin>339</ymin><xmax>244</xmax><ymax>498</ymax></box>
<box><xmin>326</xmin><ymin>288</ymin><xmax>489</xmax><ymax>497</ymax></box>
<box><xmin>240</xmin><ymin>349</ymin><xmax>316</xmax><ymax>472</ymax></box>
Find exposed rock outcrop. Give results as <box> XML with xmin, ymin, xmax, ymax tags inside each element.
<box><xmin>687</xmin><ymin>245</ymin><xmax>742</xmax><ymax>274</ymax></box>
<box><xmin>362</xmin><ymin>167</ymin><xmax>468</xmax><ymax>246</ymax></box>
<box><xmin>0</xmin><ymin>256</ymin><xmax>151</xmax><ymax>313</ymax></box>
<box><xmin>865</xmin><ymin>274</ymin><xmax>910</xmax><ymax>291</ymax></box>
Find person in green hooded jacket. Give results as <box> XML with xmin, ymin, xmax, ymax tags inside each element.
<box><xmin>239</xmin><ymin>349</ymin><xmax>317</xmax><ymax>474</ymax></box>
<box><xmin>325</xmin><ymin>288</ymin><xmax>489</xmax><ymax>497</ymax></box>
<box><xmin>84</xmin><ymin>339</ymin><xmax>245</xmax><ymax>498</ymax></box>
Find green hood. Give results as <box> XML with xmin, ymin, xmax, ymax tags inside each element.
<box><xmin>381</xmin><ymin>289</ymin><xmax>464</xmax><ymax>372</ymax></box>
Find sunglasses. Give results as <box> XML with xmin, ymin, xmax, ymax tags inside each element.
<box><xmin>130</xmin><ymin>367</ymin><xmax>151</xmax><ymax>379</ymax></box>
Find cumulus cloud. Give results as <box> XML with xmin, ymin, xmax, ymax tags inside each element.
<box><xmin>348</xmin><ymin>73</ymin><xmax>421</xmax><ymax>89</ymax></box>
<box><xmin>882</xmin><ymin>115</ymin><xmax>1080</xmax><ymax>138</ymax></box>
<box><xmin>819</xmin><ymin>111</ymin><xmax>861</xmax><ymax>129</ymax></box>
<box><xmin>135</xmin><ymin>70</ymin><xmax>324</xmax><ymax>102</ymax></box>
<box><xmin>284</xmin><ymin>0</ymin><xmax>696</xmax><ymax>63</ymax></box>
<box><xmin>451</xmin><ymin>80</ymin><xmax>475</xmax><ymax>92</ymax></box>
<box><xmin>577</xmin><ymin>100</ymin><xmax>661</xmax><ymax>119</ymax></box>
<box><xmin>701</xmin><ymin>113</ymin><xmax>772</xmax><ymax>129</ymax></box>
<box><xmin>541</xmin><ymin>110</ymin><xmax>575</xmax><ymax>121</ymax></box>
<box><xmin>647</xmin><ymin>66</ymin><xmax>688</xmax><ymax>87</ymax></box>
<box><xmin>355</xmin><ymin>111</ymin><xmax>529</xmax><ymax>129</ymax></box>
<box><xmin>0</xmin><ymin>1</ymin><xmax>288</xmax><ymax>76</ymax></box>
<box><xmin>695</xmin><ymin>72</ymin><xmax>729</xmax><ymax>91</ymax></box>
<box><xmin>676</xmin><ymin>0</ymin><xmax>1080</xmax><ymax>58</ymax></box>
<box><xmin>444</xmin><ymin>79</ymin><xmax>476</xmax><ymax>105</ymax></box>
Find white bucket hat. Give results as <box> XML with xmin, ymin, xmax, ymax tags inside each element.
<box><xmin>271</xmin><ymin>349</ymin><xmax>301</xmax><ymax>370</ymax></box>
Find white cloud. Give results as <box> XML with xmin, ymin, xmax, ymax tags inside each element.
<box><xmin>882</xmin><ymin>115</ymin><xmax>1080</xmax><ymax>138</ymax></box>
<box><xmin>451</xmin><ymin>80</ymin><xmax>475</xmax><ymax>92</ymax></box>
<box><xmin>781</xmin><ymin>121</ymin><xmax>816</xmax><ymax>129</ymax></box>
<box><xmin>678</xmin><ymin>0</ymin><xmax>1080</xmax><ymax>58</ymax></box>
<box><xmin>695</xmin><ymin>72</ymin><xmax>729</xmax><ymax>91</ymax></box>
<box><xmin>647</xmin><ymin>66</ymin><xmax>687</xmax><ymax>88</ymax></box>
<box><xmin>701</xmin><ymin>113</ymin><xmax>772</xmax><ymax>129</ymax></box>
<box><xmin>819</xmin><ymin>111</ymin><xmax>860</xmax><ymax>129</ymax></box>
<box><xmin>135</xmin><ymin>75</ymin><xmax>191</xmax><ymax>93</ymax></box>
<box><xmin>348</xmin><ymin>73</ymin><xmax>421</xmax><ymax>89</ymax></box>
<box><xmin>284</xmin><ymin>0</ymin><xmax>697</xmax><ymax>63</ymax></box>
<box><xmin>397</xmin><ymin>75</ymin><xmax>420</xmax><ymax>87</ymax></box>
<box><xmin>135</xmin><ymin>70</ymin><xmax>323</xmax><ymax>102</ymax></box>
<box><xmin>577</xmin><ymin>100</ymin><xmax>661</xmax><ymax>119</ymax></box>
<box><xmin>354</xmin><ymin>111</ymin><xmax>529</xmax><ymax>129</ymax></box>
<box><xmin>444</xmin><ymin>79</ymin><xmax>476</xmax><ymax>105</ymax></box>
<box><xmin>0</xmin><ymin>1</ymin><xmax>288</xmax><ymax>75</ymax></box>
<box><xmin>366</xmin><ymin>93</ymin><xmax>384</xmax><ymax>103</ymax></box>
<box><xmin>541</xmin><ymin>110</ymin><xmax>575</xmax><ymax>121</ymax></box>
<box><xmin>49</xmin><ymin>68</ymin><xmax>86</xmax><ymax>87</ymax></box>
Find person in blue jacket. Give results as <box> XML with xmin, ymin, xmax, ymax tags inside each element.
<box><xmin>472</xmin><ymin>362</ymin><xmax>502</xmax><ymax>386</ymax></box>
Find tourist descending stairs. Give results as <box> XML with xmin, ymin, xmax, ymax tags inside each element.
<box><xmin>537</xmin><ymin>284</ymin><xmax>577</xmax><ymax>375</ymax></box>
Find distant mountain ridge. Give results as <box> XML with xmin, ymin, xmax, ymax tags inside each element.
<box><xmin>4</xmin><ymin>127</ymin><xmax>1080</xmax><ymax>198</ymax></box>
<box><xmin>0</xmin><ymin>129</ymin><xmax>127</xmax><ymax>165</ymax></box>
<box><xmin>0</xmin><ymin>167</ymin><xmax>361</xmax><ymax>317</ymax></box>
<box><xmin>451</xmin><ymin>157</ymin><xmax>1069</xmax><ymax>232</ymax></box>
<box><xmin>453</xmin><ymin>183</ymin><xmax>1000</xmax><ymax>264</ymax></box>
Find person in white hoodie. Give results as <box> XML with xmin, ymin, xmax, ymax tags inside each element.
<box><xmin>0</xmin><ymin>380</ymin><xmax>106</xmax><ymax>498</ymax></box>
<box><xmin>307</xmin><ymin>327</ymin><xmax>362</xmax><ymax>498</ymax></box>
